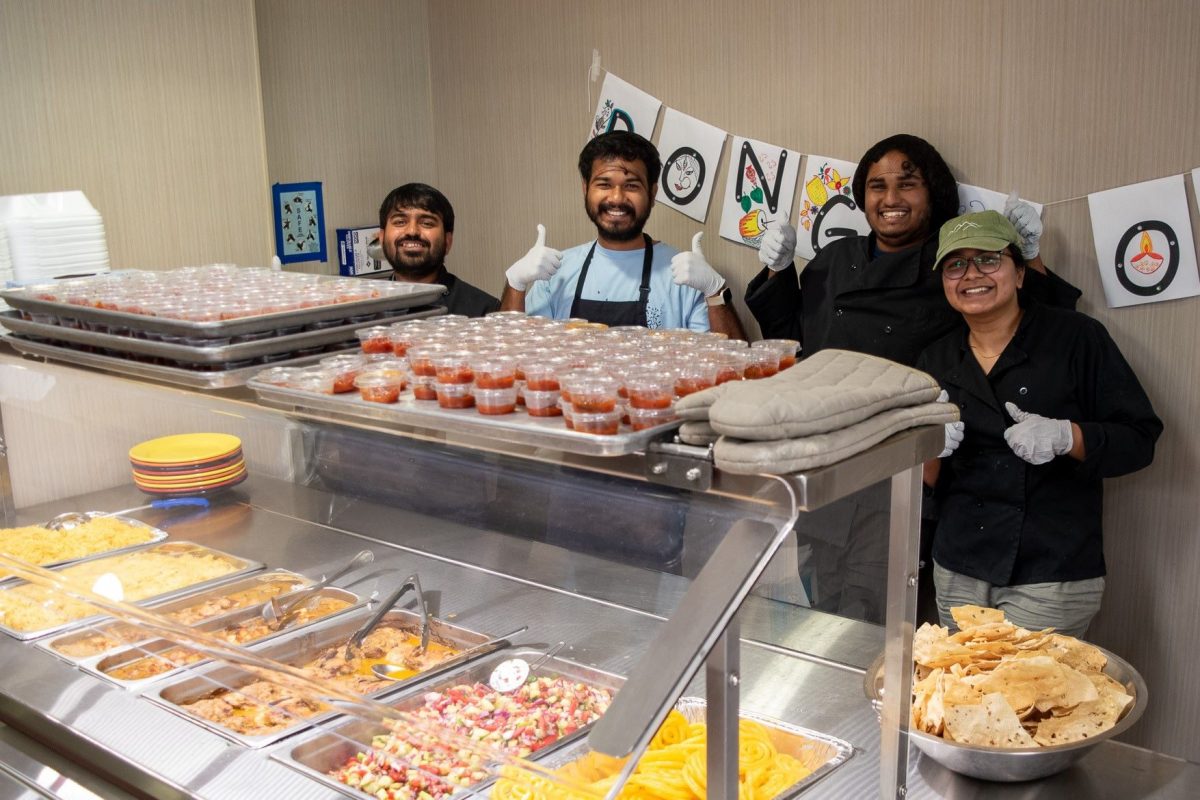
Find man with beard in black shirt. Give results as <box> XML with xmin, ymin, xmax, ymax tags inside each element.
<box><xmin>374</xmin><ymin>183</ymin><xmax>499</xmax><ymax>317</ymax></box>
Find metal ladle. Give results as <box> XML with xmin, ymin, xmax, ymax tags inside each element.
<box><xmin>261</xmin><ymin>549</ymin><xmax>374</xmax><ymax>630</ymax></box>
<box><xmin>370</xmin><ymin>624</ymin><xmax>530</xmax><ymax>682</ymax></box>
<box><xmin>44</xmin><ymin>511</ymin><xmax>96</xmax><ymax>531</ymax></box>
<box><xmin>488</xmin><ymin>641</ymin><xmax>567</xmax><ymax>692</ymax></box>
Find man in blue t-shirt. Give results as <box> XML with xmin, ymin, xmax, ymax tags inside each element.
<box><xmin>499</xmin><ymin>131</ymin><xmax>745</xmax><ymax>338</ymax></box>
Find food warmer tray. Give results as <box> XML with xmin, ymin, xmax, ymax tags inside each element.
<box><xmin>0</xmin><ymin>307</ymin><xmax>443</xmax><ymax>364</ymax></box>
<box><xmin>250</xmin><ymin>381</ymin><xmax>685</xmax><ymax>457</ymax></box>
<box><xmin>0</xmin><ymin>540</ymin><xmax>264</xmax><ymax>641</ymax></box>
<box><xmin>0</xmin><ymin>281</ymin><xmax>446</xmax><ymax>339</ymax></box>
<box><xmin>0</xmin><ymin>514</ymin><xmax>168</xmax><ymax>587</ymax></box>
<box><xmin>37</xmin><ymin>569</ymin><xmax>317</xmax><ymax>665</ymax></box>
<box><xmin>5</xmin><ymin>336</ymin><xmax>347</xmax><ymax>389</ymax></box>
<box><xmin>533</xmin><ymin>696</ymin><xmax>855</xmax><ymax>800</ymax></box>
<box><xmin>77</xmin><ymin>587</ymin><xmax>363</xmax><ymax>694</ymax></box>
<box><xmin>144</xmin><ymin>608</ymin><xmax>501</xmax><ymax>749</ymax></box>
<box><xmin>273</xmin><ymin>646</ymin><xmax>626</xmax><ymax>799</ymax></box>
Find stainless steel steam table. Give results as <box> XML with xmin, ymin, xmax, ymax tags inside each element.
<box><xmin>0</xmin><ymin>478</ymin><xmax>1197</xmax><ymax>799</ymax></box>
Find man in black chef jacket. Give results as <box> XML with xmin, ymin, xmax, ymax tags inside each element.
<box><xmin>742</xmin><ymin>133</ymin><xmax>1080</xmax><ymax>623</ymax></box>
<box><xmin>375</xmin><ymin>183</ymin><xmax>500</xmax><ymax>318</ymax></box>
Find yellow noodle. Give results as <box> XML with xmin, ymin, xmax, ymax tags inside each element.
<box><xmin>492</xmin><ymin>713</ymin><xmax>814</xmax><ymax>800</ymax></box>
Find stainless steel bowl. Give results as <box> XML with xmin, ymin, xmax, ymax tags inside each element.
<box><xmin>863</xmin><ymin>643</ymin><xmax>1148</xmax><ymax>782</ymax></box>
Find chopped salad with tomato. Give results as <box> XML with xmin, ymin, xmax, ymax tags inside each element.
<box><xmin>330</xmin><ymin>675</ymin><xmax>613</xmax><ymax>800</ymax></box>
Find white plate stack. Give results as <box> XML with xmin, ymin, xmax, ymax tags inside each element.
<box><xmin>0</xmin><ymin>191</ymin><xmax>111</xmax><ymax>286</ymax></box>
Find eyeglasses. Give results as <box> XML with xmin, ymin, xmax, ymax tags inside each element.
<box><xmin>941</xmin><ymin>252</ymin><xmax>1006</xmax><ymax>280</ymax></box>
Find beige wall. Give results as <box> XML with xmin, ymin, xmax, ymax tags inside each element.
<box><xmin>0</xmin><ymin>0</ymin><xmax>273</xmax><ymax>269</ymax></box>
<box><xmin>2</xmin><ymin>0</ymin><xmax>1198</xmax><ymax>762</ymax></box>
<box><xmin>425</xmin><ymin>0</ymin><xmax>1200</xmax><ymax>758</ymax></box>
<box><xmin>255</xmin><ymin>0</ymin><xmax>435</xmax><ymax>274</ymax></box>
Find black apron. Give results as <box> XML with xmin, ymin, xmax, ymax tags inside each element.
<box><xmin>569</xmin><ymin>234</ymin><xmax>654</xmax><ymax>327</ymax></box>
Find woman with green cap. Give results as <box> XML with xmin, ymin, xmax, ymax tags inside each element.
<box><xmin>917</xmin><ymin>210</ymin><xmax>1161</xmax><ymax>636</ymax></box>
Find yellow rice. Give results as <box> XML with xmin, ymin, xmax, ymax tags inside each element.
<box><xmin>0</xmin><ymin>517</ymin><xmax>156</xmax><ymax>578</ymax></box>
<box><xmin>0</xmin><ymin>547</ymin><xmax>240</xmax><ymax>631</ymax></box>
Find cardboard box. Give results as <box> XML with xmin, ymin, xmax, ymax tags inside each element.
<box><xmin>336</xmin><ymin>226</ymin><xmax>389</xmax><ymax>276</ymax></box>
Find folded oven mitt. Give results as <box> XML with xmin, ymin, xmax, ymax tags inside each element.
<box><xmin>674</xmin><ymin>381</ymin><xmax>733</xmax><ymax>422</ymax></box>
<box><xmin>678</xmin><ymin>420</ymin><xmax>720</xmax><ymax>446</ymax></box>
<box><xmin>676</xmin><ymin>348</ymin><xmax>944</xmax><ymax>440</ymax></box>
<box><xmin>713</xmin><ymin>400</ymin><xmax>960</xmax><ymax>474</ymax></box>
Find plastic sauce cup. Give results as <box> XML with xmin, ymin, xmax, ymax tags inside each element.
<box><xmin>475</xmin><ymin>386</ymin><xmax>517</xmax><ymax>415</ymax></box>
<box><xmin>435</xmin><ymin>381</ymin><xmax>475</xmax><ymax>409</ymax></box>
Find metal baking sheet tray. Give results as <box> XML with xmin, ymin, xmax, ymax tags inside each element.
<box><xmin>0</xmin><ymin>307</ymin><xmax>443</xmax><ymax>364</ymax></box>
<box><xmin>0</xmin><ymin>514</ymin><xmax>168</xmax><ymax>586</ymax></box>
<box><xmin>5</xmin><ymin>336</ymin><xmax>349</xmax><ymax>389</ymax></box>
<box><xmin>77</xmin><ymin>587</ymin><xmax>362</xmax><ymax>693</ymax></box>
<box><xmin>273</xmin><ymin>647</ymin><xmax>626</xmax><ymax>799</ymax></box>
<box><xmin>250</xmin><ymin>381</ymin><xmax>684</xmax><ymax>457</ymax></box>
<box><xmin>0</xmin><ymin>281</ymin><xmax>446</xmax><ymax>339</ymax></box>
<box><xmin>37</xmin><ymin>570</ymin><xmax>316</xmax><ymax>665</ymax></box>
<box><xmin>0</xmin><ymin>540</ymin><xmax>264</xmax><ymax>641</ymax></box>
<box><xmin>528</xmin><ymin>697</ymin><xmax>855</xmax><ymax>800</ymax></box>
<box><xmin>145</xmin><ymin>608</ymin><xmax>500</xmax><ymax>749</ymax></box>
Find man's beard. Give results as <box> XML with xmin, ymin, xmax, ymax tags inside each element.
<box><xmin>586</xmin><ymin>200</ymin><xmax>650</xmax><ymax>242</ymax></box>
<box><xmin>384</xmin><ymin>236</ymin><xmax>445</xmax><ymax>279</ymax></box>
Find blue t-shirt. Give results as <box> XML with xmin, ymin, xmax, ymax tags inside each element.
<box><xmin>524</xmin><ymin>240</ymin><xmax>709</xmax><ymax>331</ymax></box>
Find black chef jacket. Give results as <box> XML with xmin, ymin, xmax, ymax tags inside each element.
<box><xmin>916</xmin><ymin>303</ymin><xmax>1161</xmax><ymax>586</ymax></box>
<box><xmin>391</xmin><ymin>266</ymin><xmax>500</xmax><ymax>318</ymax></box>
<box><xmin>745</xmin><ymin>233</ymin><xmax>1082</xmax><ymax>366</ymax></box>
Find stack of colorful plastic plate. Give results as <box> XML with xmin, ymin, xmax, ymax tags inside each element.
<box><xmin>128</xmin><ymin>433</ymin><xmax>247</xmax><ymax>497</ymax></box>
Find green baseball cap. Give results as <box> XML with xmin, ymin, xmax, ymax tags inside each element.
<box><xmin>935</xmin><ymin>210</ymin><xmax>1021</xmax><ymax>267</ymax></box>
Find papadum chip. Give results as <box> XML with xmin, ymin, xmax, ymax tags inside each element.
<box><xmin>909</xmin><ymin>605</ymin><xmax>1134</xmax><ymax>750</ymax></box>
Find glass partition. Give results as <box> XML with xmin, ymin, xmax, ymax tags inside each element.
<box><xmin>0</xmin><ymin>353</ymin><xmax>930</xmax><ymax>799</ymax></box>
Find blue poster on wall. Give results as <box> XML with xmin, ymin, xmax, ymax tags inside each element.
<box><xmin>272</xmin><ymin>181</ymin><xmax>326</xmax><ymax>264</ymax></box>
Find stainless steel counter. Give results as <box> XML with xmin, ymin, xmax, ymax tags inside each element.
<box><xmin>1</xmin><ymin>477</ymin><xmax>1197</xmax><ymax>799</ymax></box>
<box><xmin>0</xmin><ymin>724</ymin><xmax>136</xmax><ymax>799</ymax></box>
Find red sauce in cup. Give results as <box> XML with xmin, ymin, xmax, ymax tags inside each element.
<box><xmin>744</xmin><ymin>363</ymin><xmax>778</xmax><ymax>379</ymax></box>
<box><xmin>572</xmin><ymin>396</ymin><xmax>617</xmax><ymax>413</ymax></box>
<box><xmin>573</xmin><ymin>413</ymin><xmax>619</xmax><ymax>435</ymax></box>
<box><xmin>437</xmin><ymin>393</ymin><xmax>475</xmax><ymax>409</ymax></box>
<box><xmin>674</xmin><ymin>377</ymin><xmax>714</xmax><ymax>397</ymax></box>
<box><xmin>627</xmin><ymin>390</ymin><xmax>673</xmax><ymax>410</ymax></box>
<box><xmin>360</xmin><ymin>385</ymin><xmax>401</xmax><ymax>403</ymax></box>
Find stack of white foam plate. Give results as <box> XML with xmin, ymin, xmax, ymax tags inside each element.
<box><xmin>0</xmin><ymin>191</ymin><xmax>111</xmax><ymax>284</ymax></box>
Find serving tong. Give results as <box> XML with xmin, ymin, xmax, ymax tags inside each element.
<box><xmin>261</xmin><ymin>549</ymin><xmax>374</xmax><ymax>630</ymax></box>
<box><xmin>369</xmin><ymin>624</ymin><xmax>531</xmax><ymax>682</ymax></box>
<box><xmin>345</xmin><ymin>572</ymin><xmax>430</xmax><ymax>661</ymax></box>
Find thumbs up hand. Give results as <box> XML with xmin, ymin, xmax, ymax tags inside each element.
<box><xmin>671</xmin><ymin>232</ymin><xmax>726</xmax><ymax>297</ymax></box>
<box><xmin>1003</xmin><ymin>402</ymin><xmax>1073</xmax><ymax>464</ymax></box>
<box><xmin>505</xmin><ymin>224</ymin><xmax>563</xmax><ymax>291</ymax></box>
<box><xmin>758</xmin><ymin>221</ymin><xmax>797</xmax><ymax>271</ymax></box>
<box><xmin>1003</xmin><ymin>190</ymin><xmax>1043</xmax><ymax>261</ymax></box>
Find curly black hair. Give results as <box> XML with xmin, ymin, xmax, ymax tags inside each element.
<box><xmin>851</xmin><ymin>134</ymin><xmax>959</xmax><ymax>230</ymax></box>
<box><xmin>378</xmin><ymin>183</ymin><xmax>454</xmax><ymax>232</ymax></box>
<box><xmin>578</xmin><ymin>131</ymin><xmax>662</xmax><ymax>186</ymax></box>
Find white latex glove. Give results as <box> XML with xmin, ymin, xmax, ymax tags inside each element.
<box><xmin>1004</xmin><ymin>190</ymin><xmax>1043</xmax><ymax>261</ymax></box>
<box><xmin>505</xmin><ymin>224</ymin><xmax>563</xmax><ymax>291</ymax></box>
<box><xmin>936</xmin><ymin>390</ymin><xmax>965</xmax><ymax>458</ymax></box>
<box><xmin>758</xmin><ymin>222</ymin><xmax>798</xmax><ymax>271</ymax></box>
<box><xmin>671</xmin><ymin>232</ymin><xmax>726</xmax><ymax>297</ymax></box>
<box><xmin>1003</xmin><ymin>402</ymin><xmax>1073</xmax><ymax>465</ymax></box>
